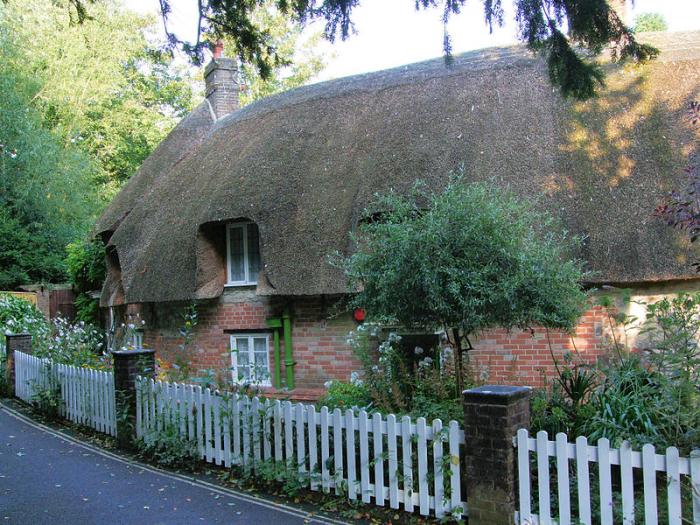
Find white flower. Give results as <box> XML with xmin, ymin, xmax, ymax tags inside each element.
<box><xmin>418</xmin><ymin>357</ymin><xmax>433</xmax><ymax>369</ymax></box>
<box><xmin>350</xmin><ymin>371</ymin><xmax>363</xmax><ymax>386</ymax></box>
<box><xmin>414</xmin><ymin>346</ymin><xmax>424</xmax><ymax>355</ymax></box>
<box><xmin>324</xmin><ymin>380</ymin><xmax>333</xmax><ymax>389</ymax></box>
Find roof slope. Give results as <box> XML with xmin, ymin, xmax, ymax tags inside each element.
<box><xmin>98</xmin><ymin>32</ymin><xmax>700</xmax><ymax>305</ymax></box>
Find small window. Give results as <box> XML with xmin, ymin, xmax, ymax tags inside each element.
<box><xmin>226</xmin><ymin>222</ymin><xmax>261</xmax><ymax>286</ymax></box>
<box><xmin>231</xmin><ymin>333</ymin><xmax>271</xmax><ymax>386</ymax></box>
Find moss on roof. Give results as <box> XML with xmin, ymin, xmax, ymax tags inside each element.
<box><xmin>97</xmin><ymin>32</ymin><xmax>700</xmax><ymax>305</ymax></box>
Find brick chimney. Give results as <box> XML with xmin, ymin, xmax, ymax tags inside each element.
<box><xmin>204</xmin><ymin>40</ymin><xmax>239</xmax><ymax>120</ymax></box>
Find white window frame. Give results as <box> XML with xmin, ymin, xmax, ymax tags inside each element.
<box><xmin>225</xmin><ymin>222</ymin><xmax>260</xmax><ymax>286</ymax></box>
<box><xmin>230</xmin><ymin>333</ymin><xmax>271</xmax><ymax>386</ymax></box>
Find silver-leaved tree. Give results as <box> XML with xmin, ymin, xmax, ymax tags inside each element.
<box><xmin>338</xmin><ymin>176</ymin><xmax>589</xmax><ymax>393</ymax></box>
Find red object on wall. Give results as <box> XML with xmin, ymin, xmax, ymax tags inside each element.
<box><xmin>353</xmin><ymin>308</ymin><xmax>366</xmax><ymax>323</ymax></box>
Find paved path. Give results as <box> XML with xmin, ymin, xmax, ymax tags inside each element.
<box><xmin>0</xmin><ymin>404</ymin><xmax>344</xmax><ymax>525</ymax></box>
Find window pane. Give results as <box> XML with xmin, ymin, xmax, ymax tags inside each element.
<box><xmin>229</xmin><ymin>226</ymin><xmax>245</xmax><ymax>282</ymax></box>
<box><xmin>253</xmin><ymin>337</ymin><xmax>269</xmax><ymax>382</ymax></box>
<box><xmin>237</xmin><ymin>366</ymin><xmax>251</xmax><ymax>382</ymax></box>
<box><xmin>237</xmin><ymin>351</ymin><xmax>249</xmax><ymax>366</ymax></box>
<box><xmin>247</xmin><ymin>224</ymin><xmax>261</xmax><ymax>283</ymax></box>
<box><xmin>235</xmin><ymin>337</ymin><xmax>249</xmax><ymax>354</ymax></box>
<box><xmin>253</xmin><ymin>337</ymin><xmax>267</xmax><ymax>354</ymax></box>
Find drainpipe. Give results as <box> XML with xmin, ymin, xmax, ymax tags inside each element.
<box><xmin>283</xmin><ymin>308</ymin><xmax>295</xmax><ymax>389</ymax></box>
<box><xmin>265</xmin><ymin>317</ymin><xmax>283</xmax><ymax>389</ymax></box>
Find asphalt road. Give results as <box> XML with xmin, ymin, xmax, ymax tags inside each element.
<box><xmin>0</xmin><ymin>404</ymin><xmax>344</xmax><ymax>525</ymax></box>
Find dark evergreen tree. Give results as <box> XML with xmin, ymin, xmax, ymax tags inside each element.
<box><xmin>64</xmin><ymin>0</ymin><xmax>658</xmax><ymax>99</ymax></box>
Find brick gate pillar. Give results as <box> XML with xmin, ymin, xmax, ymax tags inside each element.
<box><xmin>4</xmin><ymin>334</ymin><xmax>32</xmax><ymax>397</ymax></box>
<box><xmin>112</xmin><ymin>349</ymin><xmax>155</xmax><ymax>448</ymax></box>
<box><xmin>462</xmin><ymin>385</ymin><xmax>530</xmax><ymax>525</ymax></box>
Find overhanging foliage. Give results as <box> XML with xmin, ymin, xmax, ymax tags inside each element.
<box><xmin>339</xmin><ymin>176</ymin><xmax>589</xmax><ymax>335</ymax></box>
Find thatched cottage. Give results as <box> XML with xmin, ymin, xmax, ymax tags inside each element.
<box><xmin>96</xmin><ymin>32</ymin><xmax>700</xmax><ymax>400</ymax></box>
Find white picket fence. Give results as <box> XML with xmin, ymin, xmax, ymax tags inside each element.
<box><xmin>135</xmin><ymin>377</ymin><xmax>467</xmax><ymax>519</ymax></box>
<box><xmin>516</xmin><ymin>429</ymin><xmax>700</xmax><ymax>525</ymax></box>
<box><xmin>14</xmin><ymin>350</ymin><xmax>117</xmax><ymax>436</ymax></box>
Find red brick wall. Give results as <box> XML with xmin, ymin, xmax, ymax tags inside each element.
<box><xmin>140</xmin><ymin>292</ymin><xmax>361</xmax><ymax>400</ymax></box>
<box><xmin>468</xmin><ymin>306</ymin><xmax>607</xmax><ymax>387</ymax></box>
<box><xmin>137</xmin><ymin>294</ymin><xmax>610</xmax><ymax>398</ymax></box>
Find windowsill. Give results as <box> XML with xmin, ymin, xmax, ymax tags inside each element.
<box><xmin>224</xmin><ymin>282</ymin><xmax>257</xmax><ymax>288</ymax></box>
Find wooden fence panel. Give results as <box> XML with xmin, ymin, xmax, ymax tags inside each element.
<box><xmin>133</xmin><ymin>377</ymin><xmax>467</xmax><ymax>519</ymax></box>
<box><xmin>14</xmin><ymin>351</ymin><xmax>116</xmax><ymax>436</ymax></box>
<box><xmin>516</xmin><ymin>429</ymin><xmax>700</xmax><ymax>525</ymax></box>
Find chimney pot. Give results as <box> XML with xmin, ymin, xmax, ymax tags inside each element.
<box><xmin>212</xmin><ymin>39</ymin><xmax>224</xmax><ymax>59</ymax></box>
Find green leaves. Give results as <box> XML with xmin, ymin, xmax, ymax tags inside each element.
<box><xmin>0</xmin><ymin>28</ymin><xmax>99</xmax><ymax>287</ymax></box>
<box><xmin>340</xmin><ymin>174</ymin><xmax>588</xmax><ymax>337</ymax></box>
<box><xmin>0</xmin><ymin>0</ymin><xmax>195</xmax><ymax>289</ymax></box>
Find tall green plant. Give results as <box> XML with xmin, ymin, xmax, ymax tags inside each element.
<box><xmin>65</xmin><ymin>237</ymin><xmax>106</xmax><ymax>323</ymax></box>
<box><xmin>2</xmin><ymin>0</ymin><xmax>194</xmax><ymax>195</ymax></box>
<box><xmin>0</xmin><ymin>28</ymin><xmax>99</xmax><ymax>288</ymax></box>
<box><xmin>533</xmin><ymin>292</ymin><xmax>700</xmax><ymax>453</ymax></box>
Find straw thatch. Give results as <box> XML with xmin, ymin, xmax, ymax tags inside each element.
<box><xmin>97</xmin><ymin>32</ymin><xmax>700</xmax><ymax>306</ymax></box>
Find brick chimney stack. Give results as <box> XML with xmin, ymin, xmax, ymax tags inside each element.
<box><xmin>204</xmin><ymin>40</ymin><xmax>239</xmax><ymax>120</ymax></box>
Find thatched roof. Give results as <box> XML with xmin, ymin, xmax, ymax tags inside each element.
<box><xmin>97</xmin><ymin>31</ymin><xmax>700</xmax><ymax>306</ymax></box>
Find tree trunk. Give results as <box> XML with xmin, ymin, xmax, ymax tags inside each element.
<box><xmin>453</xmin><ymin>327</ymin><xmax>464</xmax><ymax>396</ymax></box>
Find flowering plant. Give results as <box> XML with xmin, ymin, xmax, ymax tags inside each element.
<box><xmin>0</xmin><ymin>294</ymin><xmax>49</xmax><ymax>347</ymax></box>
<box><xmin>35</xmin><ymin>317</ymin><xmax>110</xmax><ymax>370</ymax></box>
<box><xmin>112</xmin><ymin>313</ymin><xmax>147</xmax><ymax>352</ymax></box>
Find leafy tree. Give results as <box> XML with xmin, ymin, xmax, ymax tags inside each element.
<box><xmin>65</xmin><ymin>238</ymin><xmax>106</xmax><ymax>323</ymax></box>
<box><xmin>3</xmin><ymin>0</ymin><xmax>194</xmax><ymax>194</ymax></box>
<box><xmin>234</xmin><ymin>1</ymin><xmax>328</xmax><ymax>106</ymax></box>
<box><xmin>0</xmin><ymin>29</ymin><xmax>99</xmax><ymax>288</ymax></box>
<box><xmin>337</xmin><ymin>176</ymin><xmax>589</xmax><ymax>391</ymax></box>
<box><xmin>65</xmin><ymin>0</ymin><xmax>657</xmax><ymax>100</ymax></box>
<box><xmin>634</xmin><ymin>12</ymin><xmax>668</xmax><ymax>33</ymax></box>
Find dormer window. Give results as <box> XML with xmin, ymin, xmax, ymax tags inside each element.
<box><xmin>226</xmin><ymin>222</ymin><xmax>261</xmax><ymax>286</ymax></box>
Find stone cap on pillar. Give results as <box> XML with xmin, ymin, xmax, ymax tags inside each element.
<box><xmin>5</xmin><ymin>332</ymin><xmax>31</xmax><ymax>337</ymax></box>
<box><xmin>111</xmin><ymin>348</ymin><xmax>156</xmax><ymax>376</ymax></box>
<box><xmin>462</xmin><ymin>384</ymin><xmax>531</xmax><ymax>404</ymax></box>
<box><xmin>111</xmin><ymin>349</ymin><xmax>156</xmax><ymax>358</ymax></box>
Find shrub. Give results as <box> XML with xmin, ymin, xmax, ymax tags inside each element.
<box><xmin>65</xmin><ymin>238</ymin><xmax>106</xmax><ymax>324</ymax></box>
<box><xmin>317</xmin><ymin>379</ymin><xmax>371</xmax><ymax>411</ymax></box>
<box><xmin>532</xmin><ymin>292</ymin><xmax>700</xmax><ymax>454</ymax></box>
<box><xmin>339</xmin><ymin>323</ymin><xmax>466</xmax><ymax>423</ymax></box>
<box><xmin>137</xmin><ymin>421</ymin><xmax>200</xmax><ymax>471</ymax></box>
<box><xmin>0</xmin><ymin>293</ymin><xmax>49</xmax><ymax>347</ymax></box>
<box><xmin>579</xmin><ymin>356</ymin><xmax>673</xmax><ymax>449</ymax></box>
<box><xmin>35</xmin><ymin>317</ymin><xmax>110</xmax><ymax>370</ymax></box>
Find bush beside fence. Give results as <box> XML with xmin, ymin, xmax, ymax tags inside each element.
<box><xmin>135</xmin><ymin>377</ymin><xmax>467</xmax><ymax>519</ymax></box>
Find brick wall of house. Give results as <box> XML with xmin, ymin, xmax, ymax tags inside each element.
<box><xmin>130</xmin><ymin>280</ymin><xmax>700</xmax><ymax>399</ymax></box>
<box><xmin>467</xmin><ymin>306</ymin><xmax>607</xmax><ymax>386</ymax></box>
<box><xmin>140</xmin><ymin>291</ymin><xmax>361</xmax><ymax>400</ymax></box>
